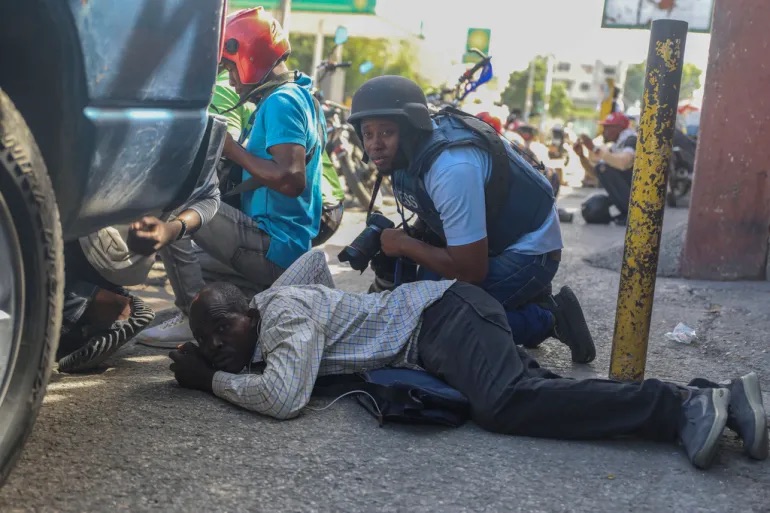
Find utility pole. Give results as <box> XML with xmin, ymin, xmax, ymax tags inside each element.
<box><xmin>540</xmin><ymin>54</ymin><xmax>554</xmax><ymax>133</ymax></box>
<box><xmin>329</xmin><ymin>41</ymin><xmax>345</xmax><ymax>103</ymax></box>
<box><xmin>311</xmin><ymin>18</ymin><xmax>325</xmax><ymax>80</ymax></box>
<box><xmin>276</xmin><ymin>0</ymin><xmax>291</xmax><ymax>36</ymax></box>
<box><xmin>609</xmin><ymin>20</ymin><xmax>687</xmax><ymax>381</ymax></box>
<box><xmin>523</xmin><ymin>58</ymin><xmax>535</xmax><ymax>122</ymax></box>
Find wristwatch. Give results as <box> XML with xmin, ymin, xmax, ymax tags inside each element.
<box><xmin>175</xmin><ymin>218</ymin><xmax>188</xmax><ymax>240</ymax></box>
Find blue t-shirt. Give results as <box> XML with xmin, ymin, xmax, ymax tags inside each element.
<box><xmin>424</xmin><ymin>145</ymin><xmax>563</xmax><ymax>255</ymax></box>
<box><xmin>243</xmin><ymin>74</ymin><xmax>323</xmax><ymax>269</ymax></box>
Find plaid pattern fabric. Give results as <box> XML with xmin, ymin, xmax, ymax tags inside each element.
<box><xmin>212</xmin><ymin>251</ymin><xmax>454</xmax><ymax>419</ymax></box>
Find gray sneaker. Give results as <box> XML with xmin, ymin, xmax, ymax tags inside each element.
<box><xmin>726</xmin><ymin>372</ymin><xmax>769</xmax><ymax>460</ymax></box>
<box><xmin>679</xmin><ymin>387</ymin><xmax>730</xmax><ymax>469</ymax></box>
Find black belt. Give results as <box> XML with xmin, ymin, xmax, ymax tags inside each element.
<box><xmin>547</xmin><ymin>249</ymin><xmax>562</xmax><ymax>262</ymax></box>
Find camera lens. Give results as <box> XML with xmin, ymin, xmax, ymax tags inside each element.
<box><xmin>338</xmin><ymin>245</ymin><xmax>370</xmax><ymax>271</ymax></box>
<box><xmin>337</xmin><ymin>213</ymin><xmax>396</xmax><ymax>272</ymax></box>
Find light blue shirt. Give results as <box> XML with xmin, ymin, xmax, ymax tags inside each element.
<box><xmin>424</xmin><ymin>145</ymin><xmax>563</xmax><ymax>255</ymax></box>
<box><xmin>243</xmin><ymin>74</ymin><xmax>323</xmax><ymax>269</ymax></box>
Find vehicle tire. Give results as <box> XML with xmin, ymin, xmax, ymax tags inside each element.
<box><xmin>0</xmin><ymin>89</ymin><xmax>64</xmax><ymax>486</ymax></box>
<box><xmin>340</xmin><ymin>155</ymin><xmax>373</xmax><ymax>208</ymax></box>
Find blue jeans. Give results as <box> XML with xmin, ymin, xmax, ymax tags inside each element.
<box><xmin>418</xmin><ymin>251</ymin><xmax>558</xmax><ymax>347</ymax></box>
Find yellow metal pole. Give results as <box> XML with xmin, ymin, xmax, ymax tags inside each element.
<box><xmin>609</xmin><ymin>20</ymin><xmax>688</xmax><ymax>381</ymax></box>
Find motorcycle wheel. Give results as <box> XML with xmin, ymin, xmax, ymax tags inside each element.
<box><xmin>667</xmin><ymin>165</ymin><xmax>692</xmax><ymax>208</ymax></box>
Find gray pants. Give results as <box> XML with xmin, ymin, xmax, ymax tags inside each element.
<box><xmin>160</xmin><ymin>203</ymin><xmax>285</xmax><ymax>315</ymax></box>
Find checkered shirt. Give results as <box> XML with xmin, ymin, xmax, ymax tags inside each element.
<box><xmin>212</xmin><ymin>250</ymin><xmax>454</xmax><ymax>419</ymax></box>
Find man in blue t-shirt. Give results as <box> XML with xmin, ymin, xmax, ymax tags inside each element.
<box><xmin>348</xmin><ymin>76</ymin><xmax>595</xmax><ymax>363</ymax></box>
<box><xmin>138</xmin><ymin>8</ymin><xmax>322</xmax><ymax>347</ymax></box>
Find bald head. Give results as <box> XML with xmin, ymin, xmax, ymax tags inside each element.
<box><xmin>190</xmin><ymin>282</ymin><xmax>249</xmax><ymax>326</ymax></box>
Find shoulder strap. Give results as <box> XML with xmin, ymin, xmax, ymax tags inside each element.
<box><xmin>438</xmin><ymin>106</ymin><xmax>510</xmax><ymax>222</ymax></box>
<box><xmin>223</xmin><ymin>75</ymin><xmax>327</xmax><ymax>199</ymax></box>
<box><xmin>217</xmin><ymin>71</ymin><xmax>298</xmax><ymax>115</ymax></box>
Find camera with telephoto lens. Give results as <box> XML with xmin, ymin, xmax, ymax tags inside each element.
<box><xmin>337</xmin><ymin>212</ymin><xmax>395</xmax><ymax>271</ymax></box>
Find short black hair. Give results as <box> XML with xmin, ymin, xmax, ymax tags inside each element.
<box><xmin>191</xmin><ymin>282</ymin><xmax>249</xmax><ymax>321</ymax></box>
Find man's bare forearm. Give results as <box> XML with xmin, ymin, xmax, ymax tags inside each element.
<box><xmin>225</xmin><ymin>142</ymin><xmax>303</xmax><ymax>197</ymax></box>
<box><xmin>599</xmin><ymin>150</ymin><xmax>634</xmax><ymax>171</ymax></box>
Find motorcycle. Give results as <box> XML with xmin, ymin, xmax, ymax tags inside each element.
<box><xmin>319</xmin><ymin>94</ymin><xmax>380</xmax><ymax>208</ymax></box>
<box><xmin>547</xmin><ymin>124</ymin><xmax>570</xmax><ymax>165</ymax></box>
<box><xmin>426</xmin><ymin>48</ymin><xmax>494</xmax><ymax>111</ymax></box>
<box><xmin>312</xmin><ymin>28</ymin><xmax>380</xmax><ymax>208</ymax></box>
<box><xmin>666</xmin><ymin>130</ymin><xmax>697</xmax><ymax>207</ymax></box>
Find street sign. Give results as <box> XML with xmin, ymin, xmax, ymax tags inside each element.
<box><xmin>601</xmin><ymin>0</ymin><xmax>713</xmax><ymax>33</ymax></box>
<box><xmin>228</xmin><ymin>0</ymin><xmax>376</xmax><ymax>14</ymax></box>
<box><xmin>462</xmin><ymin>28</ymin><xmax>490</xmax><ymax>64</ymax></box>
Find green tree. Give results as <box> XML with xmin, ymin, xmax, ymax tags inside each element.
<box><xmin>623</xmin><ymin>61</ymin><xmax>703</xmax><ymax>105</ymax></box>
<box><xmin>680</xmin><ymin>63</ymin><xmax>703</xmax><ymax>100</ymax></box>
<box><xmin>623</xmin><ymin>61</ymin><xmax>646</xmax><ymax>106</ymax></box>
<box><xmin>287</xmin><ymin>34</ymin><xmax>428</xmax><ymax>100</ymax></box>
<box><xmin>548</xmin><ymin>82</ymin><xmax>573</xmax><ymax>119</ymax></box>
<box><xmin>499</xmin><ymin>57</ymin><xmax>573</xmax><ymax>118</ymax></box>
<box><xmin>500</xmin><ymin>56</ymin><xmax>545</xmax><ymax>115</ymax></box>
<box><xmin>286</xmin><ymin>33</ymin><xmax>330</xmax><ymax>76</ymax></box>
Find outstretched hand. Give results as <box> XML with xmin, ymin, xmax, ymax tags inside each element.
<box><xmin>127</xmin><ymin>216</ymin><xmax>181</xmax><ymax>255</ymax></box>
<box><xmin>169</xmin><ymin>342</ymin><xmax>215</xmax><ymax>393</ymax></box>
<box><xmin>572</xmin><ymin>141</ymin><xmax>584</xmax><ymax>155</ymax></box>
<box><xmin>579</xmin><ymin>134</ymin><xmax>595</xmax><ymax>151</ymax></box>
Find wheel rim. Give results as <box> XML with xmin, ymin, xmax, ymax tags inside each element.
<box><xmin>0</xmin><ymin>192</ymin><xmax>24</xmax><ymax>401</ymax></box>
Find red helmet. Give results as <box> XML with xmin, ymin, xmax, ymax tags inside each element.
<box><xmin>476</xmin><ymin>111</ymin><xmax>502</xmax><ymax>134</ymax></box>
<box><xmin>599</xmin><ymin>112</ymin><xmax>630</xmax><ymax>129</ymax></box>
<box><xmin>222</xmin><ymin>7</ymin><xmax>291</xmax><ymax>86</ymax></box>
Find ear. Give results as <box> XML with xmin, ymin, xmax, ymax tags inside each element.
<box><xmin>247</xmin><ymin>308</ymin><xmax>260</xmax><ymax>327</ymax></box>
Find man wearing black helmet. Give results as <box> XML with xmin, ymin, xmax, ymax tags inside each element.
<box><xmin>348</xmin><ymin>76</ymin><xmax>595</xmax><ymax>363</ymax></box>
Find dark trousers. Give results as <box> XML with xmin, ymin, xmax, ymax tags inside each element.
<box><xmin>417</xmin><ymin>283</ymin><xmax>682</xmax><ymax>441</ymax></box>
<box><xmin>596</xmin><ymin>164</ymin><xmax>632</xmax><ymax>217</ymax></box>
<box><xmin>62</xmin><ymin>241</ymin><xmax>122</xmax><ymax>335</ymax></box>
<box><xmin>418</xmin><ymin>251</ymin><xmax>557</xmax><ymax>348</ymax></box>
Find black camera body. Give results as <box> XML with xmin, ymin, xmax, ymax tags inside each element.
<box><xmin>368</xmin><ymin>252</ymin><xmax>418</xmax><ymax>292</ymax></box>
<box><xmin>337</xmin><ymin>212</ymin><xmax>395</xmax><ymax>272</ymax></box>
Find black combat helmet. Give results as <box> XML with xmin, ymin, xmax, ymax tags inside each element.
<box><xmin>348</xmin><ymin>75</ymin><xmax>433</xmax><ymax>132</ymax></box>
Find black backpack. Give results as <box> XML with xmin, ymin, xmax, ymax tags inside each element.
<box><xmin>313</xmin><ymin>368</ymin><xmax>470</xmax><ymax>428</ymax></box>
<box><xmin>581</xmin><ymin>193</ymin><xmax>613</xmax><ymax>224</ymax></box>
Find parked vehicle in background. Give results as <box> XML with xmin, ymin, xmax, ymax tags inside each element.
<box><xmin>0</xmin><ymin>0</ymin><xmax>228</xmax><ymax>485</ymax></box>
<box><xmin>667</xmin><ymin>130</ymin><xmax>698</xmax><ymax>207</ymax></box>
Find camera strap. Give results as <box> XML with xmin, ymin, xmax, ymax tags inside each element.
<box><xmin>394</xmin><ymin>258</ymin><xmax>403</xmax><ymax>287</ymax></box>
<box><xmin>367</xmin><ymin>172</ymin><xmax>414</xmax><ymax>288</ymax></box>
<box><xmin>366</xmin><ymin>173</ymin><xmax>383</xmax><ymax>220</ymax></box>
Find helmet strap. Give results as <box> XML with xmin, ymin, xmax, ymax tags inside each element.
<box><xmin>217</xmin><ymin>71</ymin><xmax>299</xmax><ymax>116</ymax></box>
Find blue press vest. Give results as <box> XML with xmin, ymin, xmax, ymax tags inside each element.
<box><xmin>392</xmin><ymin>115</ymin><xmax>555</xmax><ymax>255</ymax></box>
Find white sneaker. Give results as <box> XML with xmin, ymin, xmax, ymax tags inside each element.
<box><xmin>135</xmin><ymin>312</ymin><xmax>194</xmax><ymax>349</ymax></box>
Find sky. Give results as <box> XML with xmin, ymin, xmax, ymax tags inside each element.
<box><xmin>286</xmin><ymin>0</ymin><xmax>713</xmax><ymax>86</ymax></box>
<box><xmin>371</xmin><ymin>0</ymin><xmax>710</xmax><ymax>80</ymax></box>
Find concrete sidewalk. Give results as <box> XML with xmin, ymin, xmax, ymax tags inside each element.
<box><xmin>2</xmin><ymin>194</ymin><xmax>769</xmax><ymax>512</ymax></box>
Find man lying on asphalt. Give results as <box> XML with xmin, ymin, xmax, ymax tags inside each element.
<box><xmin>168</xmin><ymin>251</ymin><xmax>768</xmax><ymax>470</ymax></box>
